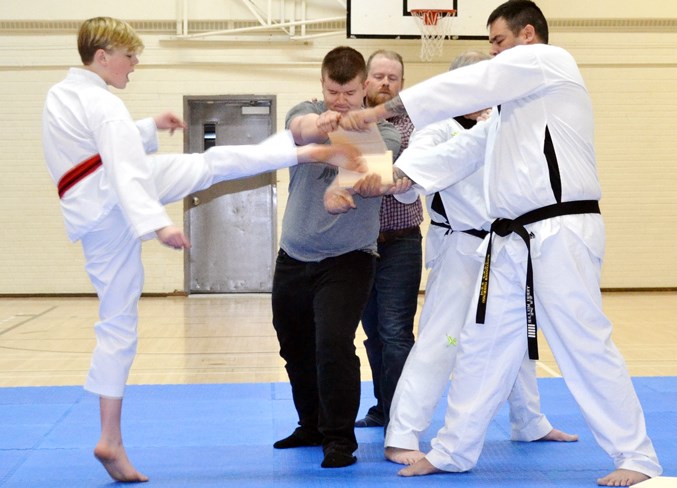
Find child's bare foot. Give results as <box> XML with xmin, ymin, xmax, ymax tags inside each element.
<box><xmin>538</xmin><ymin>428</ymin><xmax>579</xmax><ymax>442</ymax></box>
<box><xmin>597</xmin><ymin>469</ymin><xmax>650</xmax><ymax>486</ymax></box>
<box><xmin>94</xmin><ymin>442</ymin><xmax>149</xmax><ymax>483</ymax></box>
<box><xmin>384</xmin><ymin>446</ymin><xmax>426</xmax><ymax>465</ymax></box>
<box><xmin>398</xmin><ymin>457</ymin><xmax>443</xmax><ymax>477</ymax></box>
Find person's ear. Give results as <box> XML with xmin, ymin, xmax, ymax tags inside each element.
<box><xmin>522</xmin><ymin>24</ymin><xmax>536</xmax><ymax>44</ymax></box>
<box><xmin>93</xmin><ymin>48</ymin><xmax>108</xmax><ymax>65</ymax></box>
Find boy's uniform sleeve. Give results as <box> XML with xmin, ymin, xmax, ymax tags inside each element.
<box><xmin>135</xmin><ymin>118</ymin><xmax>159</xmax><ymax>154</ymax></box>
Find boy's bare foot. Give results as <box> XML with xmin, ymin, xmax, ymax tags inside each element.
<box><xmin>94</xmin><ymin>442</ymin><xmax>149</xmax><ymax>483</ymax></box>
<box><xmin>597</xmin><ymin>469</ymin><xmax>650</xmax><ymax>486</ymax></box>
<box><xmin>384</xmin><ymin>446</ymin><xmax>426</xmax><ymax>465</ymax></box>
<box><xmin>398</xmin><ymin>457</ymin><xmax>443</xmax><ymax>477</ymax></box>
<box><xmin>538</xmin><ymin>428</ymin><xmax>579</xmax><ymax>442</ymax></box>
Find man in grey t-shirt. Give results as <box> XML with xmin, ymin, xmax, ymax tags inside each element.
<box><xmin>271</xmin><ymin>46</ymin><xmax>400</xmax><ymax>469</ymax></box>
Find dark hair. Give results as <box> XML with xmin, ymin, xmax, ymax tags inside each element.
<box><xmin>321</xmin><ymin>46</ymin><xmax>367</xmax><ymax>85</ymax></box>
<box><xmin>487</xmin><ymin>0</ymin><xmax>549</xmax><ymax>44</ymax></box>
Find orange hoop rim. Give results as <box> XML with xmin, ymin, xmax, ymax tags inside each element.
<box><xmin>410</xmin><ymin>9</ymin><xmax>457</xmax><ymax>26</ymax></box>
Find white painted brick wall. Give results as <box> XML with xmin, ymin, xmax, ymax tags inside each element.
<box><xmin>1</xmin><ymin>9</ymin><xmax>676</xmax><ymax>293</ymax></box>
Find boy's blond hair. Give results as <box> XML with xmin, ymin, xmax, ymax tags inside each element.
<box><xmin>77</xmin><ymin>17</ymin><xmax>144</xmax><ymax>65</ymax></box>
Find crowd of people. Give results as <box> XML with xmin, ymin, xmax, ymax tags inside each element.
<box><xmin>42</xmin><ymin>1</ymin><xmax>662</xmax><ymax>486</ymax></box>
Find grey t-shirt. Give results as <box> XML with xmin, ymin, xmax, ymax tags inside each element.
<box><xmin>280</xmin><ymin>100</ymin><xmax>401</xmax><ymax>262</ymax></box>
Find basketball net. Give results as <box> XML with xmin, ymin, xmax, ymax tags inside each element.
<box><xmin>411</xmin><ymin>9</ymin><xmax>456</xmax><ymax>62</ymax></box>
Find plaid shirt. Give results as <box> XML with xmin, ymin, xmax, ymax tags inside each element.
<box><xmin>379</xmin><ymin>114</ymin><xmax>423</xmax><ymax>231</ymax></box>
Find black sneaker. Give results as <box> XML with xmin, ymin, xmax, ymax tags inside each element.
<box><xmin>273</xmin><ymin>427</ymin><xmax>322</xmax><ymax>449</ymax></box>
<box><xmin>321</xmin><ymin>447</ymin><xmax>357</xmax><ymax>468</ymax></box>
<box><xmin>354</xmin><ymin>412</ymin><xmax>384</xmax><ymax>428</ymax></box>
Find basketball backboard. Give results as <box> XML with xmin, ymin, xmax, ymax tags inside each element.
<box><xmin>347</xmin><ymin>0</ymin><xmax>504</xmax><ymax>40</ymax></box>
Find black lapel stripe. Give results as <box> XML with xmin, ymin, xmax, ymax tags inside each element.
<box><xmin>431</xmin><ymin>192</ymin><xmax>447</xmax><ymax>222</ymax></box>
<box><xmin>543</xmin><ymin>126</ymin><xmax>562</xmax><ymax>203</ymax></box>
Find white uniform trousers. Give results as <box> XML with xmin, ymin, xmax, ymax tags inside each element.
<box><xmin>426</xmin><ymin>216</ymin><xmax>662</xmax><ymax>477</ymax></box>
<box><xmin>386</xmin><ymin>230</ymin><xmax>552</xmax><ymax>451</ymax></box>
<box><xmin>81</xmin><ymin>133</ymin><xmax>298</xmax><ymax>398</ymax></box>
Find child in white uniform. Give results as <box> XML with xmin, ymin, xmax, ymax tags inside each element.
<box><xmin>42</xmin><ymin>17</ymin><xmax>364</xmax><ymax>483</ymax></box>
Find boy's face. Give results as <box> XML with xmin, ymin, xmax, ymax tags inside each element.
<box><xmin>100</xmin><ymin>47</ymin><xmax>139</xmax><ymax>89</ymax></box>
<box><xmin>321</xmin><ymin>75</ymin><xmax>366</xmax><ymax>114</ymax></box>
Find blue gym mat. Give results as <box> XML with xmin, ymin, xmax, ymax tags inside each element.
<box><xmin>0</xmin><ymin>378</ymin><xmax>674</xmax><ymax>487</ymax></box>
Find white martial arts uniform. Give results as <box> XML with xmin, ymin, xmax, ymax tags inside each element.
<box><xmin>43</xmin><ymin>67</ymin><xmax>300</xmax><ymax>398</ymax></box>
<box><xmin>396</xmin><ymin>44</ymin><xmax>661</xmax><ymax>476</ymax></box>
<box><xmin>386</xmin><ymin>116</ymin><xmax>553</xmax><ymax>453</ymax></box>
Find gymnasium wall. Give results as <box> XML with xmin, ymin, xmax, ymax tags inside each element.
<box><xmin>1</xmin><ymin>1</ymin><xmax>675</xmax><ymax>294</ymax></box>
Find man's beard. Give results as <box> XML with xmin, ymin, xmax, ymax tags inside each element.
<box><xmin>366</xmin><ymin>91</ymin><xmax>392</xmax><ymax>107</ymax></box>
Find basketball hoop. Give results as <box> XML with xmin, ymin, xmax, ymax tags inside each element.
<box><xmin>411</xmin><ymin>9</ymin><xmax>457</xmax><ymax>62</ymax></box>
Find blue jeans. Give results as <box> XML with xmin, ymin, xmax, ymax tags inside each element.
<box><xmin>272</xmin><ymin>249</ymin><xmax>376</xmax><ymax>453</ymax></box>
<box><xmin>361</xmin><ymin>229</ymin><xmax>422</xmax><ymax>426</ymax></box>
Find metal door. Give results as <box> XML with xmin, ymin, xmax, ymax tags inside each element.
<box><xmin>183</xmin><ymin>95</ymin><xmax>277</xmax><ymax>293</ymax></box>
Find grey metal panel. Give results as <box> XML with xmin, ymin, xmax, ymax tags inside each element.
<box><xmin>183</xmin><ymin>96</ymin><xmax>277</xmax><ymax>293</ymax></box>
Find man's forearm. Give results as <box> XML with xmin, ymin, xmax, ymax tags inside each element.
<box><xmin>393</xmin><ymin>166</ymin><xmax>415</xmax><ymax>185</ymax></box>
<box><xmin>289</xmin><ymin>113</ymin><xmax>325</xmax><ymax>145</ymax></box>
<box><xmin>338</xmin><ymin>97</ymin><xmax>408</xmax><ymax>131</ymax></box>
<box><xmin>383</xmin><ymin>95</ymin><xmax>408</xmax><ymax>117</ymax></box>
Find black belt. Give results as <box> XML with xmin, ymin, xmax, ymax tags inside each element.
<box><xmin>430</xmin><ymin>220</ymin><xmax>488</xmax><ymax>240</ymax></box>
<box><xmin>476</xmin><ymin>200</ymin><xmax>601</xmax><ymax>360</ymax></box>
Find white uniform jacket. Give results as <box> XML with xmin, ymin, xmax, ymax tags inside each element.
<box><xmin>399</xmin><ymin>44</ymin><xmax>605</xmax><ymax>262</ymax></box>
<box><xmin>43</xmin><ymin>68</ymin><xmax>172</xmax><ymax>242</ymax></box>
<box><xmin>400</xmin><ymin>44</ymin><xmax>601</xmax><ymax>215</ymax></box>
<box><xmin>395</xmin><ymin>117</ymin><xmax>491</xmax><ymax>269</ymax></box>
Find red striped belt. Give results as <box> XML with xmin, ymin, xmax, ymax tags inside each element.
<box><xmin>57</xmin><ymin>154</ymin><xmax>102</xmax><ymax>199</ymax></box>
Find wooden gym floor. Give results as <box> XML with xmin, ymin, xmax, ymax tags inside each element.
<box><xmin>0</xmin><ymin>291</ymin><xmax>675</xmax><ymax>389</ymax></box>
